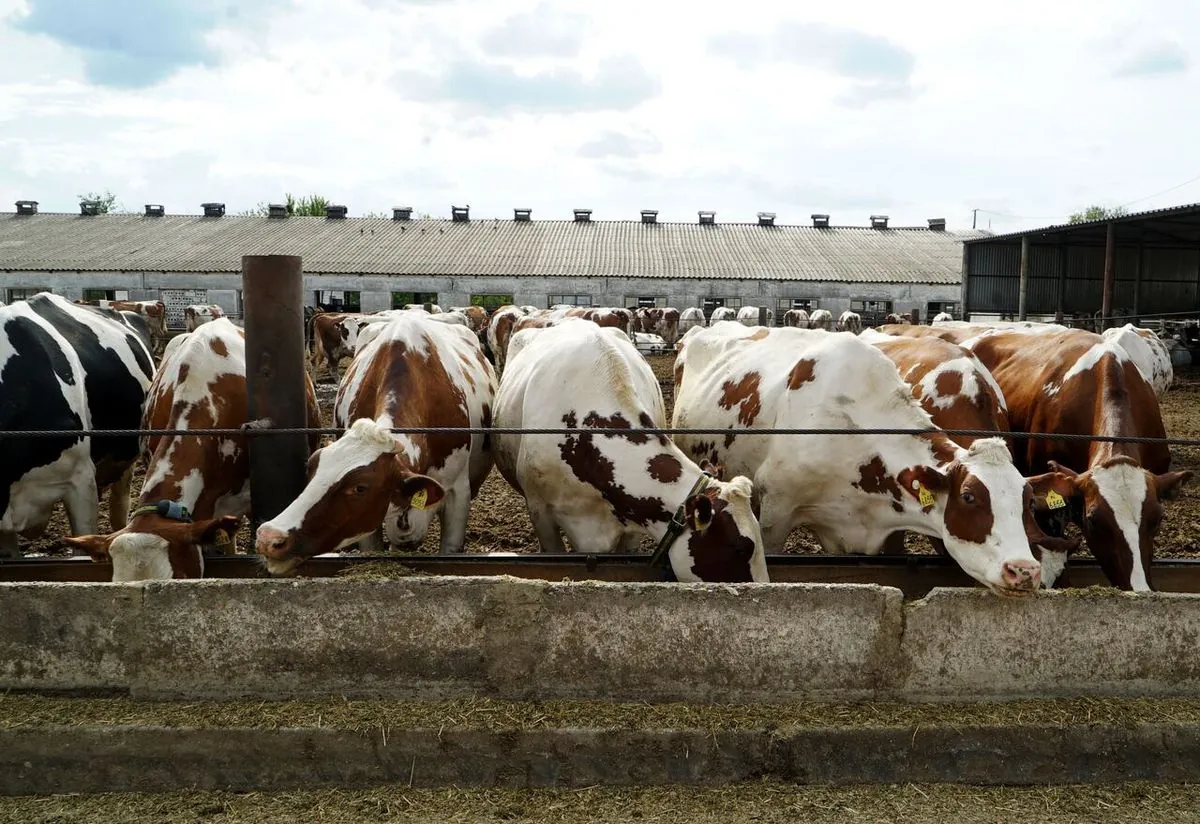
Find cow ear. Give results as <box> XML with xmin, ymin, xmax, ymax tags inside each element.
<box><xmin>1156</xmin><ymin>470</ymin><xmax>1193</xmax><ymax>501</ymax></box>
<box><xmin>684</xmin><ymin>494</ymin><xmax>714</xmax><ymax>533</ymax></box>
<box><xmin>1047</xmin><ymin>461</ymin><xmax>1080</xmax><ymax>478</ymax></box>
<box><xmin>62</xmin><ymin>533</ymin><xmax>117</xmax><ymax>563</ymax></box>
<box><xmin>1026</xmin><ymin>472</ymin><xmax>1079</xmax><ymax>508</ymax></box>
<box><xmin>897</xmin><ymin>466</ymin><xmax>948</xmax><ymax>507</ymax></box>
<box><xmin>191</xmin><ymin>515</ymin><xmax>242</xmax><ymax>554</ymax></box>
<box><xmin>393</xmin><ymin>473</ymin><xmax>446</xmax><ymax>512</ymax></box>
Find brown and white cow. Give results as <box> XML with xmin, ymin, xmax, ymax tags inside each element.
<box><xmin>782</xmin><ymin>309</ymin><xmax>810</xmax><ymax>328</ymax></box>
<box><xmin>679</xmin><ymin>307</ymin><xmax>706</xmax><ymax>335</ymax></box>
<box><xmin>63</xmin><ymin>318</ymin><xmax>322</xmax><ymax>580</ymax></box>
<box><xmin>640</xmin><ymin>307</ymin><xmax>682</xmax><ymax>345</ymax></box>
<box><xmin>255</xmin><ymin>313</ymin><xmax>496</xmax><ymax>572</ymax></box>
<box><xmin>1102</xmin><ymin>323</ymin><xmax>1174</xmax><ymax>398</ymax></box>
<box><xmin>709</xmin><ymin>306</ymin><xmax>738</xmax><ymax>324</ymax></box>
<box><xmin>808</xmin><ymin>309</ymin><xmax>834</xmax><ymax>330</ymax></box>
<box><xmin>672</xmin><ymin>325</ymin><xmax>1046</xmax><ymax>596</ymax></box>
<box><xmin>964</xmin><ymin>328</ymin><xmax>1191</xmax><ymax>591</ymax></box>
<box><xmin>565</xmin><ymin>307</ymin><xmax>632</xmax><ymax>336</ymax></box>
<box><xmin>308</xmin><ymin>312</ymin><xmax>391</xmax><ymax>380</ymax></box>
<box><xmin>837</xmin><ymin>311</ymin><xmax>863</xmax><ymax>334</ymax></box>
<box><xmin>494</xmin><ymin>318</ymin><xmax>768</xmax><ymax>583</ymax></box>
<box><xmin>184</xmin><ymin>304</ymin><xmax>225</xmax><ymax>331</ymax></box>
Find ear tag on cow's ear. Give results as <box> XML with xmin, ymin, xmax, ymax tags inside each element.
<box><xmin>691</xmin><ymin>512</ymin><xmax>705</xmax><ymax>532</ymax></box>
<box><xmin>410</xmin><ymin>489</ymin><xmax>428</xmax><ymax>510</ymax></box>
<box><xmin>917</xmin><ymin>483</ymin><xmax>936</xmax><ymax>509</ymax></box>
<box><xmin>1045</xmin><ymin>490</ymin><xmax>1066</xmax><ymax>510</ymax></box>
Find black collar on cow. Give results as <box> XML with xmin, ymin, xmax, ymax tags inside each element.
<box><xmin>129</xmin><ymin>500</ymin><xmax>193</xmax><ymax>525</ymax></box>
<box><xmin>648</xmin><ymin>472</ymin><xmax>712</xmax><ymax>572</ymax></box>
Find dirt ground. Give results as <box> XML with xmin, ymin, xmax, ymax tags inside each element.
<box><xmin>17</xmin><ymin>356</ymin><xmax>1200</xmax><ymax>561</ymax></box>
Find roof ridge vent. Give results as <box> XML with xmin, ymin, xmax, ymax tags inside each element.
<box><xmin>392</xmin><ymin>207</ymin><xmax>413</xmax><ymax>221</ymax></box>
<box><xmin>80</xmin><ymin>199</ymin><xmax>102</xmax><ymax>216</ymax></box>
<box><xmin>811</xmin><ymin>213</ymin><xmax>830</xmax><ymax>228</ymax></box>
<box><xmin>573</xmin><ymin>208</ymin><xmax>592</xmax><ymax>223</ymax></box>
<box><xmin>757</xmin><ymin>211</ymin><xmax>777</xmax><ymax>227</ymax></box>
<box><xmin>325</xmin><ymin>204</ymin><xmax>348</xmax><ymax>219</ymax></box>
<box><xmin>640</xmin><ymin>209</ymin><xmax>658</xmax><ymax>225</ymax></box>
<box><xmin>144</xmin><ymin>204</ymin><xmax>165</xmax><ymax>217</ymax></box>
<box><xmin>201</xmin><ymin>202</ymin><xmax>225</xmax><ymax>218</ymax></box>
<box><xmin>870</xmin><ymin>214</ymin><xmax>889</xmax><ymax>229</ymax></box>
<box><xmin>927</xmin><ymin>217</ymin><xmax>946</xmax><ymax>231</ymax></box>
<box><xmin>15</xmin><ymin>200</ymin><xmax>38</xmax><ymax>216</ymax></box>
<box><xmin>514</xmin><ymin>208</ymin><xmax>532</xmax><ymax>222</ymax></box>
<box><xmin>698</xmin><ymin>210</ymin><xmax>716</xmax><ymax>226</ymax></box>
<box><xmin>451</xmin><ymin>205</ymin><xmax>470</xmax><ymax>222</ymax></box>
<box><xmin>268</xmin><ymin>203</ymin><xmax>288</xmax><ymax>218</ymax></box>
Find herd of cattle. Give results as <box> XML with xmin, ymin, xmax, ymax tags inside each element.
<box><xmin>0</xmin><ymin>290</ymin><xmax>1190</xmax><ymax>599</ymax></box>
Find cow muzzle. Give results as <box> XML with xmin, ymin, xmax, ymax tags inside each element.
<box><xmin>998</xmin><ymin>559</ymin><xmax>1042</xmax><ymax>595</ymax></box>
<box><xmin>254</xmin><ymin>525</ymin><xmax>294</xmax><ymax>559</ymax></box>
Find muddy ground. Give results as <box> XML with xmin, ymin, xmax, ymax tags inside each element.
<box><xmin>18</xmin><ymin>357</ymin><xmax>1200</xmax><ymax>561</ymax></box>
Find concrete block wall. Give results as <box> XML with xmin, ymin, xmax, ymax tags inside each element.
<box><xmin>4</xmin><ymin>579</ymin><xmax>1200</xmax><ymax>702</ymax></box>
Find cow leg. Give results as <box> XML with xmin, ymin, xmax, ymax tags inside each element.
<box><xmin>528</xmin><ymin>503</ymin><xmax>567</xmax><ymax>553</ymax></box>
<box><xmin>107</xmin><ymin>464</ymin><xmax>135</xmax><ymax>530</ymax></box>
<box><xmin>758</xmin><ymin>494</ymin><xmax>795</xmax><ymax>553</ymax></box>
<box><xmin>437</xmin><ymin>478</ymin><xmax>472</xmax><ymax>554</ymax></box>
<box><xmin>0</xmin><ymin>531</ymin><xmax>18</xmax><ymax>559</ymax></box>
<box><xmin>63</xmin><ymin>473</ymin><xmax>100</xmax><ymax>547</ymax></box>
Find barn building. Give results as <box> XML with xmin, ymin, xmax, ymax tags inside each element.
<box><xmin>1</xmin><ymin>200</ymin><xmax>982</xmax><ymax>328</ymax></box>
<box><xmin>962</xmin><ymin>202</ymin><xmax>1200</xmax><ymax>327</ymax></box>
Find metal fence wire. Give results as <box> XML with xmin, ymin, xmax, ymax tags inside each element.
<box><xmin>0</xmin><ymin>425</ymin><xmax>1198</xmax><ymax>447</ymax></box>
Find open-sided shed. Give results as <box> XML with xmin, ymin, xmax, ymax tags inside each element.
<box><xmin>961</xmin><ymin>203</ymin><xmax>1200</xmax><ymax>324</ymax></box>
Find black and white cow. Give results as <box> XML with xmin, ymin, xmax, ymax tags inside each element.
<box><xmin>0</xmin><ymin>293</ymin><xmax>154</xmax><ymax>555</ymax></box>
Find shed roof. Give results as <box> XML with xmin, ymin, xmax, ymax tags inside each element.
<box><xmin>0</xmin><ymin>212</ymin><xmax>985</xmax><ymax>284</ymax></box>
<box><xmin>962</xmin><ymin>202</ymin><xmax>1200</xmax><ymax>247</ymax></box>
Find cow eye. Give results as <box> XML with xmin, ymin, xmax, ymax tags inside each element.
<box><xmin>350</xmin><ymin>483</ymin><xmax>369</xmax><ymax>495</ymax></box>
<box><xmin>961</xmin><ymin>491</ymin><xmax>975</xmax><ymax>505</ymax></box>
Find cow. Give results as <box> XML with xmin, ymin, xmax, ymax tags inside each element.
<box><xmin>0</xmin><ymin>293</ymin><xmax>154</xmax><ymax>556</ymax></box>
<box><xmin>679</xmin><ymin>307</ymin><xmax>706</xmax><ymax>334</ymax></box>
<box><xmin>493</xmin><ymin>318</ymin><xmax>768</xmax><ymax>583</ymax></box>
<box><xmin>404</xmin><ymin>303</ymin><xmax>445</xmax><ymax>314</ymax></box>
<box><xmin>449</xmin><ymin>305</ymin><xmax>490</xmax><ymax>340</ymax></box>
<box><xmin>932</xmin><ymin>311</ymin><xmax>955</xmax><ymax>324</ymax></box>
<box><xmin>782</xmin><ymin>309</ymin><xmax>810</xmax><ymax>328</ymax></box>
<box><xmin>964</xmin><ymin>328</ymin><xmax>1191</xmax><ymax>591</ymax></box>
<box><xmin>61</xmin><ymin>318</ymin><xmax>323</xmax><ymax>580</ymax></box>
<box><xmin>1102</xmin><ymin>324</ymin><xmax>1173</xmax><ymax>398</ymax></box>
<box><xmin>487</xmin><ymin>305</ymin><xmax>546</xmax><ymax>372</ymax></box>
<box><xmin>837</xmin><ymin>311</ymin><xmax>863</xmax><ymax>334</ymax></box>
<box><xmin>709</xmin><ymin>307</ymin><xmax>738</xmax><ymax>324</ymax></box>
<box><xmin>736</xmin><ymin>306</ymin><xmax>775</xmax><ymax>327</ymax></box>
<box><xmin>884</xmin><ymin>313</ymin><xmax>912</xmax><ymax>325</ymax></box>
<box><xmin>308</xmin><ymin>312</ymin><xmax>392</xmax><ymax>380</ymax></box>
<box><xmin>672</xmin><ymin>325</ymin><xmax>1047</xmax><ymax>596</ymax></box>
<box><xmin>255</xmin><ymin>313</ymin><xmax>496</xmax><ymax>572</ymax></box>
<box><xmin>565</xmin><ymin>307</ymin><xmax>633</xmax><ymax>336</ymax></box>
<box><xmin>638</xmin><ymin>308</ymin><xmax>682</xmax><ymax>345</ymax></box>
<box><xmin>184</xmin><ymin>304</ymin><xmax>225</xmax><ymax>331</ymax></box>
<box><xmin>808</xmin><ymin>309</ymin><xmax>834</xmax><ymax>330</ymax></box>
<box><xmin>75</xmin><ymin>299</ymin><xmax>169</xmax><ymax>355</ymax></box>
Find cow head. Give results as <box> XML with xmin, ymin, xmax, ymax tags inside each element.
<box><xmin>664</xmin><ymin>476</ymin><xmax>769</xmax><ymax>583</ymax></box>
<box><xmin>1027</xmin><ymin>457</ymin><xmax>1192</xmax><ymax>591</ymax></box>
<box><xmin>63</xmin><ymin>514</ymin><xmax>242</xmax><ymax>581</ymax></box>
<box><xmin>254</xmin><ymin>418</ymin><xmax>444</xmax><ymax>575</ymax></box>
<box><xmin>898</xmin><ymin>438</ymin><xmax>1043</xmax><ymax>596</ymax></box>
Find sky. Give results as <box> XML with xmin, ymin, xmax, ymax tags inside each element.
<box><xmin>1</xmin><ymin>0</ymin><xmax>1198</xmax><ymax>233</ymax></box>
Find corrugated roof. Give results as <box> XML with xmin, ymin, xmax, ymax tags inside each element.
<box><xmin>962</xmin><ymin>202</ymin><xmax>1200</xmax><ymax>244</ymax></box>
<box><xmin>0</xmin><ymin>212</ymin><xmax>986</xmax><ymax>284</ymax></box>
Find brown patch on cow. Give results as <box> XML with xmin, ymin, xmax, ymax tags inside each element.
<box><xmin>719</xmin><ymin>372</ymin><xmax>762</xmax><ymax>426</ymax></box>
<box><xmin>481</xmin><ymin>403</ymin><xmax>493</xmax><ymax>451</ymax></box>
<box><xmin>942</xmin><ymin>465</ymin><xmax>994</xmax><ymax>544</ymax></box>
<box><xmin>921</xmin><ymin>433</ymin><xmax>960</xmax><ymax>465</ymax></box>
<box><xmin>787</xmin><ymin>358</ymin><xmax>817</xmax><ymax>390</ymax></box>
<box><xmin>209</xmin><ymin>336</ymin><xmax>229</xmax><ymax>358</ymax></box>
<box><xmin>177</xmin><ymin>363</ymin><xmax>190</xmax><ymax>383</ymax></box>
<box><xmin>638</xmin><ymin>411</ymin><xmax>669</xmax><ymax>446</ymax></box>
<box><xmin>647</xmin><ymin>453</ymin><xmax>683</xmax><ymax>483</ymax></box>
<box><xmin>683</xmin><ymin>491</ymin><xmax>757</xmax><ymax>582</ymax></box>
<box><xmin>559</xmin><ymin>426</ymin><xmax>669</xmax><ymax>528</ymax></box>
<box><xmin>724</xmin><ymin>429</ymin><xmax>737</xmax><ymax>449</ymax></box>
<box><xmin>934</xmin><ymin>369</ymin><xmax>963</xmax><ymax>398</ymax></box>
<box><xmin>852</xmin><ymin>456</ymin><xmax>903</xmax><ymax>503</ymax></box>
<box><xmin>748</xmin><ymin>328</ymin><xmax>770</xmax><ymax>341</ymax></box>
<box><xmin>674</xmin><ymin>360</ymin><xmax>685</xmax><ymax>390</ymax></box>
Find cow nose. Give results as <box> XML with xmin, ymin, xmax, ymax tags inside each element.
<box><xmin>255</xmin><ymin>525</ymin><xmax>292</xmax><ymax>558</ymax></box>
<box><xmin>1001</xmin><ymin>559</ymin><xmax>1042</xmax><ymax>591</ymax></box>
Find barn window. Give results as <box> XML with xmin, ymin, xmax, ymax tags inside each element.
<box><xmin>701</xmin><ymin>297</ymin><xmax>741</xmax><ymax>317</ymax></box>
<box><xmin>391</xmin><ymin>291</ymin><xmax>439</xmax><ymax>309</ymax></box>
<box><xmin>927</xmin><ymin>301</ymin><xmax>959</xmax><ymax>318</ymax></box>
<box><xmin>547</xmin><ymin>295</ymin><xmax>593</xmax><ymax>308</ymax></box>
<box><xmin>851</xmin><ymin>299</ymin><xmax>893</xmax><ymax>314</ymax></box>
<box><xmin>82</xmin><ymin>289</ymin><xmax>130</xmax><ymax>302</ymax></box>
<box><xmin>627</xmin><ymin>296</ymin><xmax>667</xmax><ymax>309</ymax></box>
<box><xmin>470</xmin><ymin>294</ymin><xmax>513</xmax><ymax>311</ymax></box>
<box><xmin>315</xmin><ymin>290</ymin><xmax>361</xmax><ymax>312</ymax></box>
<box><xmin>776</xmin><ymin>298</ymin><xmax>818</xmax><ymax>312</ymax></box>
<box><xmin>6</xmin><ymin>288</ymin><xmax>49</xmax><ymax>302</ymax></box>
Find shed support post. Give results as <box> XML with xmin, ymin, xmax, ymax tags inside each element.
<box><xmin>1132</xmin><ymin>241</ymin><xmax>1143</xmax><ymax>325</ymax></box>
<box><xmin>1018</xmin><ymin>236</ymin><xmax>1030</xmax><ymax>321</ymax></box>
<box><xmin>1101</xmin><ymin>222</ymin><xmax>1116</xmax><ymax>329</ymax></box>
<box><xmin>242</xmin><ymin>255</ymin><xmax>309</xmax><ymax>533</ymax></box>
<box><xmin>1056</xmin><ymin>244</ymin><xmax>1068</xmax><ymax>318</ymax></box>
<box><xmin>960</xmin><ymin>244</ymin><xmax>971</xmax><ymax>321</ymax></box>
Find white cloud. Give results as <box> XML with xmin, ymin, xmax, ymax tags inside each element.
<box><xmin>0</xmin><ymin>0</ymin><xmax>1198</xmax><ymax>233</ymax></box>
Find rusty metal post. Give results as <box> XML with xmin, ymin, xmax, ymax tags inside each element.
<box><xmin>242</xmin><ymin>255</ymin><xmax>308</xmax><ymax>531</ymax></box>
<box><xmin>1018</xmin><ymin>235</ymin><xmax>1030</xmax><ymax>321</ymax></box>
<box><xmin>1101</xmin><ymin>222</ymin><xmax>1116</xmax><ymax>328</ymax></box>
<box><xmin>758</xmin><ymin>306</ymin><xmax>767</xmax><ymax>327</ymax></box>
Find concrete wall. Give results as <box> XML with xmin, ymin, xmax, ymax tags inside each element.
<box><xmin>4</xmin><ymin>271</ymin><xmax>959</xmax><ymax>320</ymax></box>
<box><xmin>4</xmin><ymin>578</ymin><xmax>1199</xmax><ymax>702</ymax></box>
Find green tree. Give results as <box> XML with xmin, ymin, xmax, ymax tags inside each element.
<box><xmin>77</xmin><ymin>189</ymin><xmax>121</xmax><ymax>213</ymax></box>
<box><xmin>1068</xmin><ymin>204</ymin><xmax>1129</xmax><ymax>224</ymax></box>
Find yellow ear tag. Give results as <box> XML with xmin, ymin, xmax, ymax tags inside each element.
<box><xmin>692</xmin><ymin>512</ymin><xmax>705</xmax><ymax>531</ymax></box>
<box><xmin>214</xmin><ymin>529</ymin><xmax>231</xmax><ymax>547</ymax></box>
<box><xmin>410</xmin><ymin>489</ymin><xmax>428</xmax><ymax>510</ymax></box>
<box><xmin>1045</xmin><ymin>490</ymin><xmax>1066</xmax><ymax>510</ymax></box>
<box><xmin>917</xmin><ymin>484</ymin><xmax>935</xmax><ymax>508</ymax></box>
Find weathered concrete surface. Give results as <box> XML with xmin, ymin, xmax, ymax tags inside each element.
<box><xmin>0</xmin><ymin>583</ymin><xmax>139</xmax><ymax>691</ymax></box>
<box><xmin>901</xmin><ymin>588</ymin><xmax>1200</xmax><ymax>700</ymax></box>
<box><xmin>5</xmin><ymin>723</ymin><xmax>1200</xmax><ymax>795</ymax></box>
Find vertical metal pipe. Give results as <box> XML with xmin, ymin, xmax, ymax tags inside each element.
<box><xmin>1101</xmin><ymin>222</ymin><xmax>1117</xmax><ymax>328</ymax></box>
<box><xmin>1018</xmin><ymin>236</ymin><xmax>1030</xmax><ymax>320</ymax></box>
<box><xmin>242</xmin><ymin>255</ymin><xmax>308</xmax><ymax>530</ymax></box>
<box><xmin>960</xmin><ymin>243</ymin><xmax>971</xmax><ymax>321</ymax></box>
<box><xmin>1056</xmin><ymin>243</ymin><xmax>1069</xmax><ymax>317</ymax></box>
<box><xmin>1132</xmin><ymin>240</ymin><xmax>1144</xmax><ymax>324</ymax></box>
